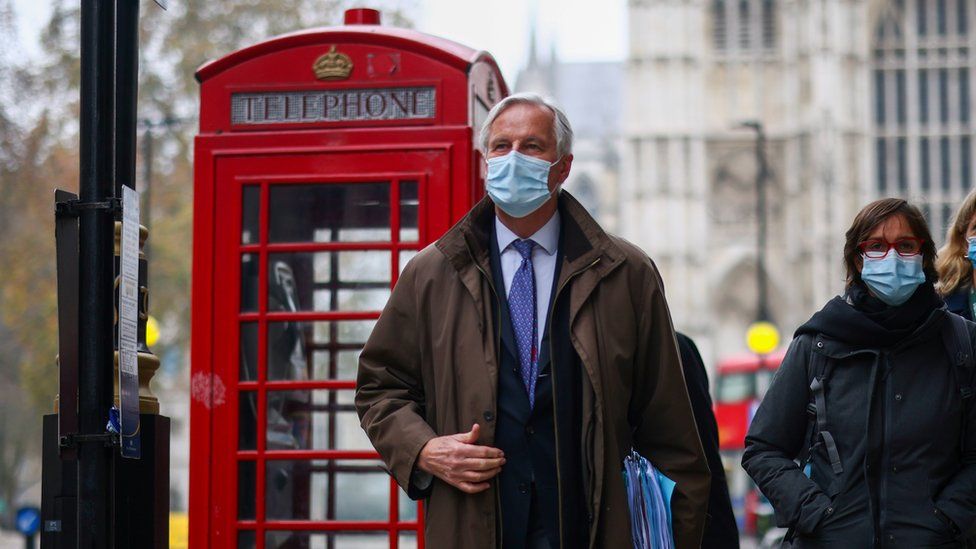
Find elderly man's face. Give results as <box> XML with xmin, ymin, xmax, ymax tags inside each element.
<box><xmin>486</xmin><ymin>102</ymin><xmax>569</xmax><ymax>192</ymax></box>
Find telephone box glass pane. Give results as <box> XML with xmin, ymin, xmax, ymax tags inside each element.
<box><xmin>399</xmin><ymin>533</ymin><xmax>419</xmax><ymax>549</ymax></box>
<box><xmin>399</xmin><ymin>488</ymin><xmax>418</xmax><ymax>521</ymax></box>
<box><xmin>266</xmin><ymin>320</ymin><xmax>309</xmax><ymax>381</ymax></box>
<box><xmin>241</xmin><ymin>185</ymin><xmax>260</xmax><ymax>244</ymax></box>
<box><xmin>264</xmin><ymin>459</ymin><xmax>388</xmax><ymax>522</ymax></box>
<box><xmin>268</xmin><ymin>182</ymin><xmax>390</xmax><ymax>243</ymax></box>
<box><xmin>238</xmin><ymin>460</ymin><xmax>256</xmax><ymax>519</ymax></box>
<box><xmin>400</xmin><ymin>180</ymin><xmax>419</xmax><ymax>242</ymax></box>
<box><xmin>268</xmin><ymin>252</ymin><xmax>391</xmax><ymax>312</ymax></box>
<box><xmin>266</xmin><ymin>389</ymin><xmax>370</xmax><ymax>450</ymax></box>
<box><xmin>399</xmin><ymin>250</ymin><xmax>418</xmax><ymax>274</ymax></box>
<box><xmin>267</xmin><ymin>320</ymin><xmax>375</xmax><ymax>380</ymax></box>
<box><xmin>237</xmin><ymin>530</ymin><xmax>256</xmax><ymax>549</ymax></box>
<box><xmin>241</xmin><ymin>254</ymin><xmax>258</xmax><ymax>312</ymax></box>
<box><xmin>265</xmin><ymin>532</ymin><xmax>388</xmax><ymax>549</ymax></box>
<box><xmin>240</xmin><ymin>322</ymin><xmax>258</xmax><ymax>381</ymax></box>
<box><xmin>239</xmin><ymin>391</ymin><xmax>257</xmax><ymax>450</ymax></box>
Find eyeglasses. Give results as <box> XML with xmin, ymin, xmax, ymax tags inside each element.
<box><xmin>857</xmin><ymin>238</ymin><xmax>925</xmax><ymax>258</ymax></box>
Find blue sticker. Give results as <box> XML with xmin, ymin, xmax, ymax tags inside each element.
<box><xmin>16</xmin><ymin>507</ymin><xmax>41</xmax><ymax>536</ymax></box>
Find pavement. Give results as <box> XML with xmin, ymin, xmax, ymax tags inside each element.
<box><xmin>0</xmin><ymin>529</ymin><xmax>36</xmax><ymax>549</ymax></box>
<box><xmin>0</xmin><ymin>528</ymin><xmax>762</xmax><ymax>549</ymax></box>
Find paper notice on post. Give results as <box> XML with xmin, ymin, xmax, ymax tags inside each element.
<box><xmin>118</xmin><ymin>186</ymin><xmax>142</xmax><ymax>459</ymax></box>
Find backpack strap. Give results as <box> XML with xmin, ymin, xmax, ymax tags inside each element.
<box><xmin>942</xmin><ymin>312</ymin><xmax>975</xmax><ymax>454</ymax></box>
<box><xmin>798</xmin><ymin>338</ymin><xmax>843</xmax><ymax>475</ymax></box>
<box><xmin>809</xmin><ymin>347</ymin><xmax>843</xmax><ymax>475</ymax></box>
<box><xmin>942</xmin><ymin>312</ymin><xmax>975</xmax><ymax>395</ymax></box>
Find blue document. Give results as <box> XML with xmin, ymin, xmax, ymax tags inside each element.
<box><xmin>623</xmin><ymin>449</ymin><xmax>675</xmax><ymax>549</ymax></box>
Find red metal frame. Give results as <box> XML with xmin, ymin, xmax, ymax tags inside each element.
<box><xmin>191</xmin><ymin>14</ymin><xmax>508</xmax><ymax>549</ymax></box>
<box><xmin>228</xmin><ymin>174</ymin><xmax>421</xmax><ymax>548</ymax></box>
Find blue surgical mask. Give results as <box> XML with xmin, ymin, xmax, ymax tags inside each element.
<box><xmin>860</xmin><ymin>252</ymin><xmax>926</xmax><ymax>306</ymax></box>
<box><xmin>967</xmin><ymin>237</ymin><xmax>976</xmax><ymax>267</ymax></box>
<box><xmin>486</xmin><ymin>151</ymin><xmax>560</xmax><ymax>218</ymax></box>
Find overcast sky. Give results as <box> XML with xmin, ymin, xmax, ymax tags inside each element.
<box><xmin>10</xmin><ymin>0</ymin><xmax>627</xmax><ymax>86</ymax></box>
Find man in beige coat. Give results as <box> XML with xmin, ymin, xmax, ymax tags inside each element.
<box><xmin>356</xmin><ymin>93</ymin><xmax>709</xmax><ymax>548</ymax></box>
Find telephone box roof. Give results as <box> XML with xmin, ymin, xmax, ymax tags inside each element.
<box><xmin>196</xmin><ymin>24</ymin><xmax>506</xmax><ymax>85</ymax></box>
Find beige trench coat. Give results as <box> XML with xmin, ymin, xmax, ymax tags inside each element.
<box><xmin>356</xmin><ymin>192</ymin><xmax>710</xmax><ymax>548</ymax></box>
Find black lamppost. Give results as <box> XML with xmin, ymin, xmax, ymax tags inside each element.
<box><xmin>137</xmin><ymin>116</ymin><xmax>187</xmax><ymax>261</ymax></box>
<box><xmin>735</xmin><ymin>121</ymin><xmax>779</xmax><ymax>399</ymax></box>
<box><xmin>49</xmin><ymin>2</ymin><xmax>168</xmax><ymax>547</ymax></box>
<box><xmin>736</xmin><ymin>120</ymin><xmax>771</xmax><ymax>324</ymax></box>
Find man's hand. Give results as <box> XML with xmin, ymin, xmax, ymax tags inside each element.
<box><xmin>416</xmin><ymin>423</ymin><xmax>505</xmax><ymax>494</ymax></box>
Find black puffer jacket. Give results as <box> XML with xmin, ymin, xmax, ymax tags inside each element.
<box><xmin>743</xmin><ymin>284</ymin><xmax>976</xmax><ymax>548</ymax></box>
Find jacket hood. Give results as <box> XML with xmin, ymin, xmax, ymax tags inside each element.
<box><xmin>795</xmin><ymin>282</ymin><xmax>946</xmax><ymax>349</ymax></box>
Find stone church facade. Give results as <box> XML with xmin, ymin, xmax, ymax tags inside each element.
<box><xmin>619</xmin><ymin>0</ymin><xmax>975</xmax><ymax>362</ymax></box>
<box><xmin>512</xmin><ymin>1</ymin><xmax>973</xmax><ymax>364</ymax></box>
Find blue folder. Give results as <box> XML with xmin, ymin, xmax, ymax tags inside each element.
<box><xmin>623</xmin><ymin>449</ymin><xmax>676</xmax><ymax>549</ymax></box>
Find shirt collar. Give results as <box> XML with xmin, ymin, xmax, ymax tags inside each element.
<box><xmin>495</xmin><ymin>210</ymin><xmax>561</xmax><ymax>256</ymax></box>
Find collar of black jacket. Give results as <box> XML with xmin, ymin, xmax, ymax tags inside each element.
<box><xmin>435</xmin><ymin>190</ymin><xmax>622</xmax><ymax>279</ymax></box>
<box><xmin>796</xmin><ymin>283</ymin><xmax>949</xmax><ymax>354</ymax></box>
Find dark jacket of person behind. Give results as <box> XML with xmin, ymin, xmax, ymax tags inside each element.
<box><xmin>675</xmin><ymin>332</ymin><xmax>740</xmax><ymax>548</ymax></box>
<box><xmin>938</xmin><ymin>189</ymin><xmax>976</xmax><ymax>321</ymax></box>
<box><xmin>742</xmin><ymin>198</ymin><xmax>976</xmax><ymax>548</ymax></box>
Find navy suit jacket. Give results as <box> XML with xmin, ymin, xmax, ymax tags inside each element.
<box><xmin>489</xmin><ymin>221</ymin><xmax>587</xmax><ymax>549</ymax></box>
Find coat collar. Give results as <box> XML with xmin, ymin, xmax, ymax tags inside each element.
<box><xmin>814</xmin><ymin>305</ymin><xmax>949</xmax><ymax>359</ymax></box>
<box><xmin>435</xmin><ymin>191</ymin><xmax>624</xmax><ymax>284</ymax></box>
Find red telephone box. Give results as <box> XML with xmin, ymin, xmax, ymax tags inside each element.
<box><xmin>190</xmin><ymin>9</ymin><xmax>508</xmax><ymax>548</ymax></box>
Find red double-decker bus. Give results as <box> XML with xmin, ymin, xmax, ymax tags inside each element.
<box><xmin>713</xmin><ymin>350</ymin><xmax>786</xmax><ymax>538</ymax></box>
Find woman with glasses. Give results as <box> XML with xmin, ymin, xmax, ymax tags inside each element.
<box><xmin>937</xmin><ymin>189</ymin><xmax>976</xmax><ymax>321</ymax></box>
<box><xmin>742</xmin><ymin>198</ymin><xmax>976</xmax><ymax>548</ymax></box>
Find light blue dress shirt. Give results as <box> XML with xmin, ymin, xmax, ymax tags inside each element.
<box><xmin>495</xmin><ymin>210</ymin><xmax>561</xmax><ymax>350</ymax></box>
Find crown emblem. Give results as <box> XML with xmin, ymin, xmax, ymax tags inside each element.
<box><xmin>313</xmin><ymin>45</ymin><xmax>353</xmax><ymax>81</ymax></box>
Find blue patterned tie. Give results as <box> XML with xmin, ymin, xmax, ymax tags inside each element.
<box><xmin>509</xmin><ymin>239</ymin><xmax>539</xmax><ymax>408</ymax></box>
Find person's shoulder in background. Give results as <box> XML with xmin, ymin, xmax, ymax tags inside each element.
<box><xmin>675</xmin><ymin>331</ymin><xmax>741</xmax><ymax>549</ymax></box>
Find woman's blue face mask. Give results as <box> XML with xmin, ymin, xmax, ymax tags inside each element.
<box><xmin>860</xmin><ymin>252</ymin><xmax>926</xmax><ymax>306</ymax></box>
<box><xmin>485</xmin><ymin>151</ymin><xmax>561</xmax><ymax>218</ymax></box>
<box><xmin>967</xmin><ymin>236</ymin><xmax>976</xmax><ymax>268</ymax></box>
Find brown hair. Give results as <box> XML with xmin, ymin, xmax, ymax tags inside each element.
<box><xmin>843</xmin><ymin>198</ymin><xmax>938</xmax><ymax>288</ymax></box>
<box><xmin>936</xmin><ymin>189</ymin><xmax>976</xmax><ymax>295</ymax></box>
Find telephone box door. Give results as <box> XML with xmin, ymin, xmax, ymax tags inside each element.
<box><xmin>210</xmin><ymin>147</ymin><xmax>454</xmax><ymax>548</ymax></box>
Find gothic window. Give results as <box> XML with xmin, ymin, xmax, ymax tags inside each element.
<box><xmin>959</xmin><ymin>0</ymin><xmax>969</xmax><ymax>34</ymax></box>
<box><xmin>738</xmin><ymin>0</ymin><xmax>751</xmax><ymax>49</ymax></box>
<box><xmin>961</xmin><ymin>68</ymin><xmax>970</xmax><ymax>123</ymax></box>
<box><xmin>937</xmin><ymin>0</ymin><xmax>947</xmax><ymax>36</ymax></box>
<box><xmin>921</xmin><ymin>137</ymin><xmax>931</xmax><ymax>190</ymax></box>
<box><xmin>963</xmin><ymin>136</ymin><xmax>972</xmax><ymax>187</ymax></box>
<box><xmin>939</xmin><ymin>68</ymin><xmax>949</xmax><ymax>124</ymax></box>
<box><xmin>898</xmin><ymin>138</ymin><xmax>908</xmax><ymax>193</ymax></box>
<box><xmin>871</xmin><ymin>0</ymin><xmax>975</xmax><ymax>241</ymax></box>
<box><xmin>941</xmin><ymin>137</ymin><xmax>951</xmax><ymax>191</ymax></box>
<box><xmin>896</xmin><ymin>70</ymin><xmax>907</xmax><ymax>126</ymax></box>
<box><xmin>876</xmin><ymin>139</ymin><xmax>888</xmax><ymax>193</ymax></box>
<box><xmin>917</xmin><ymin>0</ymin><xmax>928</xmax><ymax>35</ymax></box>
<box><xmin>875</xmin><ymin>70</ymin><xmax>887</xmax><ymax>125</ymax></box>
<box><xmin>713</xmin><ymin>0</ymin><xmax>728</xmax><ymax>51</ymax></box>
<box><xmin>712</xmin><ymin>0</ymin><xmax>777</xmax><ymax>55</ymax></box>
<box><xmin>761</xmin><ymin>0</ymin><xmax>775</xmax><ymax>49</ymax></box>
<box><xmin>919</xmin><ymin>69</ymin><xmax>929</xmax><ymax>123</ymax></box>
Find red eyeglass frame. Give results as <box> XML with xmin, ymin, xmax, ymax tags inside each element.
<box><xmin>857</xmin><ymin>237</ymin><xmax>926</xmax><ymax>258</ymax></box>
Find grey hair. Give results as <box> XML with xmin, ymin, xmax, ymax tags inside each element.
<box><xmin>478</xmin><ymin>92</ymin><xmax>574</xmax><ymax>157</ymax></box>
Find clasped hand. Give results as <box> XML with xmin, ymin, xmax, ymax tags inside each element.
<box><xmin>417</xmin><ymin>423</ymin><xmax>506</xmax><ymax>494</ymax></box>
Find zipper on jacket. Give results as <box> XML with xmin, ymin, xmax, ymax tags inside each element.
<box><xmin>547</xmin><ymin>257</ymin><xmax>601</xmax><ymax>549</ymax></box>
<box><xmin>879</xmin><ymin>351</ymin><xmax>890</xmax><ymax>545</ymax></box>
<box><xmin>472</xmin><ymin>260</ymin><xmax>505</xmax><ymax>546</ymax></box>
